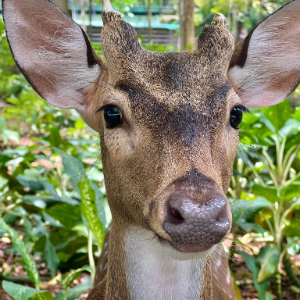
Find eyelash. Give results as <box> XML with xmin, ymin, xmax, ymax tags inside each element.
<box><xmin>235</xmin><ymin>104</ymin><xmax>250</xmax><ymax>114</ymax></box>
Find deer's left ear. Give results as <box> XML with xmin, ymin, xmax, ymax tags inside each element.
<box><xmin>228</xmin><ymin>0</ymin><xmax>300</xmax><ymax>108</ymax></box>
<box><xmin>3</xmin><ymin>0</ymin><xmax>101</xmax><ymax>111</ymax></box>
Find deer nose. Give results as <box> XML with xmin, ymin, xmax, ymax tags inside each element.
<box><xmin>163</xmin><ymin>195</ymin><xmax>230</xmax><ymax>253</ymax></box>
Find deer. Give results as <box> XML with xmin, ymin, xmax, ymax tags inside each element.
<box><xmin>3</xmin><ymin>0</ymin><xmax>300</xmax><ymax>298</ymax></box>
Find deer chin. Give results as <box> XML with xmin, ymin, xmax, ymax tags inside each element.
<box><xmin>171</xmin><ymin>242</ymin><xmax>215</xmax><ymax>253</ymax></box>
<box><xmin>157</xmin><ymin>236</ymin><xmax>217</xmax><ymax>261</ymax></box>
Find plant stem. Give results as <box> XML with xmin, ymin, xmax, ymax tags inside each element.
<box><xmin>88</xmin><ymin>230</ymin><xmax>95</xmax><ymax>283</ymax></box>
<box><xmin>274</xmin><ymin>272</ymin><xmax>283</xmax><ymax>300</ymax></box>
<box><xmin>64</xmin><ymin>286</ymin><xmax>68</xmax><ymax>300</ymax></box>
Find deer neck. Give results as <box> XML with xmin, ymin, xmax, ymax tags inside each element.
<box><xmin>106</xmin><ymin>221</ymin><xmax>206</xmax><ymax>300</ymax></box>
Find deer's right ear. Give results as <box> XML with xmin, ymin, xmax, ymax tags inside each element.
<box><xmin>228</xmin><ymin>0</ymin><xmax>300</xmax><ymax>108</ymax></box>
<box><xmin>3</xmin><ymin>0</ymin><xmax>101</xmax><ymax>111</ymax></box>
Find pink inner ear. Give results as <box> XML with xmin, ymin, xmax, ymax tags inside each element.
<box><xmin>4</xmin><ymin>0</ymin><xmax>101</xmax><ymax>110</ymax></box>
<box><xmin>228</xmin><ymin>0</ymin><xmax>300</xmax><ymax>108</ymax></box>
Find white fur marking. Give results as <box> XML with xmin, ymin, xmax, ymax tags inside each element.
<box><xmin>125</xmin><ymin>226</ymin><xmax>205</xmax><ymax>300</ymax></box>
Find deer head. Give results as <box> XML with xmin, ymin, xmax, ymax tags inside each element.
<box><xmin>3</xmin><ymin>0</ymin><xmax>300</xmax><ymax>298</ymax></box>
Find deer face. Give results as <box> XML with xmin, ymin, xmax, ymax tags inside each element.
<box><xmin>85</xmin><ymin>16</ymin><xmax>238</xmax><ymax>254</ymax></box>
<box><xmin>4</xmin><ymin>0</ymin><xmax>300</xmax><ymax>256</ymax></box>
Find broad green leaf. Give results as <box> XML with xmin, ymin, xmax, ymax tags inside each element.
<box><xmin>230</xmin><ymin>197</ymin><xmax>271</xmax><ymax>222</ymax></box>
<box><xmin>257</xmin><ymin>245</ymin><xmax>280</xmax><ymax>283</ymax></box>
<box><xmin>45</xmin><ymin>238</ymin><xmax>59</xmax><ymax>278</ymax></box>
<box><xmin>235</xmin><ymin>221</ymin><xmax>265</xmax><ymax>234</ymax></box>
<box><xmin>2</xmin><ymin>281</ymin><xmax>37</xmax><ymax>300</ymax></box>
<box><xmin>28</xmin><ymin>291</ymin><xmax>54</xmax><ymax>300</ymax></box>
<box><xmin>16</xmin><ymin>174</ymin><xmax>45</xmax><ymax>191</ymax></box>
<box><xmin>281</xmin><ymin>185</ymin><xmax>300</xmax><ymax>201</ymax></box>
<box><xmin>42</xmin><ymin>181</ymin><xmax>59</xmax><ymax>199</ymax></box>
<box><xmin>261</xmin><ymin>100</ymin><xmax>291</xmax><ymax>132</ymax></box>
<box><xmin>285</xmin><ymin>219</ymin><xmax>300</xmax><ymax>238</ymax></box>
<box><xmin>42</xmin><ymin>212</ymin><xmax>64</xmax><ymax>228</ymax></box>
<box><xmin>0</xmin><ymin>219</ymin><xmax>40</xmax><ymax>288</ymax></box>
<box><xmin>90</xmin><ymin>181</ymin><xmax>110</xmax><ymax>229</ymax></box>
<box><xmin>251</xmin><ymin>185</ymin><xmax>282</xmax><ymax>203</ymax></box>
<box><xmin>53</xmin><ymin>148</ymin><xmax>84</xmax><ymax>188</ymax></box>
<box><xmin>256</xmin><ymin>245</ymin><xmax>270</xmax><ymax>264</ymax></box>
<box><xmin>238</xmin><ymin>251</ymin><xmax>269</xmax><ymax>300</ymax></box>
<box><xmin>46</xmin><ymin>203</ymin><xmax>81</xmax><ymax>229</ymax></box>
<box><xmin>44</xmin><ymin>127</ymin><xmax>63</xmax><ymax>148</ymax></box>
<box><xmin>280</xmin><ymin>119</ymin><xmax>300</xmax><ymax>138</ymax></box>
<box><xmin>79</xmin><ymin>179</ymin><xmax>104</xmax><ymax>249</ymax></box>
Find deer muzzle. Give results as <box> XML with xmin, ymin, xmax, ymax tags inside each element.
<box><xmin>163</xmin><ymin>194</ymin><xmax>230</xmax><ymax>253</ymax></box>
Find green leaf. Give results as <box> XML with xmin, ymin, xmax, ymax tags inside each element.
<box><xmin>290</xmin><ymin>285</ymin><xmax>300</xmax><ymax>293</ymax></box>
<box><xmin>256</xmin><ymin>245</ymin><xmax>270</xmax><ymax>264</ymax></box>
<box><xmin>44</xmin><ymin>127</ymin><xmax>63</xmax><ymax>148</ymax></box>
<box><xmin>60</xmin><ymin>266</ymin><xmax>93</xmax><ymax>288</ymax></box>
<box><xmin>45</xmin><ymin>238</ymin><xmax>59</xmax><ymax>278</ymax></box>
<box><xmin>282</xmin><ymin>185</ymin><xmax>300</xmax><ymax>202</ymax></box>
<box><xmin>230</xmin><ymin>198</ymin><xmax>271</xmax><ymax>222</ymax></box>
<box><xmin>28</xmin><ymin>291</ymin><xmax>54</xmax><ymax>300</ymax></box>
<box><xmin>75</xmin><ymin>118</ymin><xmax>85</xmax><ymax>130</ymax></box>
<box><xmin>257</xmin><ymin>245</ymin><xmax>280</xmax><ymax>283</ymax></box>
<box><xmin>42</xmin><ymin>212</ymin><xmax>64</xmax><ymax>228</ymax></box>
<box><xmin>46</xmin><ymin>203</ymin><xmax>81</xmax><ymax>229</ymax></box>
<box><xmin>252</xmin><ymin>185</ymin><xmax>282</xmax><ymax>203</ymax></box>
<box><xmin>238</xmin><ymin>251</ymin><xmax>269</xmax><ymax>300</ymax></box>
<box><xmin>16</xmin><ymin>174</ymin><xmax>45</xmax><ymax>191</ymax></box>
<box><xmin>285</xmin><ymin>219</ymin><xmax>300</xmax><ymax>238</ymax></box>
<box><xmin>0</xmin><ymin>219</ymin><xmax>40</xmax><ymax>288</ymax></box>
<box><xmin>78</xmin><ymin>179</ymin><xmax>104</xmax><ymax>249</ymax></box>
<box><xmin>53</xmin><ymin>148</ymin><xmax>84</xmax><ymax>188</ymax></box>
<box><xmin>235</xmin><ymin>221</ymin><xmax>265</xmax><ymax>234</ymax></box>
<box><xmin>2</xmin><ymin>281</ymin><xmax>37</xmax><ymax>300</ymax></box>
<box><xmin>280</xmin><ymin>119</ymin><xmax>300</xmax><ymax>138</ymax></box>
<box><xmin>54</xmin><ymin>277</ymin><xmax>92</xmax><ymax>300</ymax></box>
<box><xmin>261</xmin><ymin>100</ymin><xmax>291</xmax><ymax>132</ymax></box>
<box><xmin>291</xmin><ymin>198</ymin><xmax>300</xmax><ymax>210</ymax></box>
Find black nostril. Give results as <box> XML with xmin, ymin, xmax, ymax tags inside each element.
<box><xmin>167</xmin><ymin>206</ymin><xmax>185</xmax><ymax>225</ymax></box>
<box><xmin>215</xmin><ymin>206</ymin><xmax>229</xmax><ymax>225</ymax></box>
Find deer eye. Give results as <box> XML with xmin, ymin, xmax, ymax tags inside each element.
<box><xmin>230</xmin><ymin>106</ymin><xmax>243</xmax><ymax>129</ymax></box>
<box><xmin>103</xmin><ymin>105</ymin><xmax>123</xmax><ymax>128</ymax></box>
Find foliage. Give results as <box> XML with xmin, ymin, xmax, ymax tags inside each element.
<box><xmin>1</xmin><ymin>2</ymin><xmax>300</xmax><ymax>298</ymax></box>
<box><xmin>0</xmin><ymin>18</ymin><xmax>108</xmax><ymax>298</ymax></box>
<box><xmin>231</xmin><ymin>101</ymin><xmax>300</xmax><ymax>299</ymax></box>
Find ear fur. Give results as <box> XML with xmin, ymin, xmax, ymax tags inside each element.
<box><xmin>229</xmin><ymin>0</ymin><xmax>300</xmax><ymax>108</ymax></box>
<box><xmin>3</xmin><ymin>0</ymin><xmax>101</xmax><ymax>111</ymax></box>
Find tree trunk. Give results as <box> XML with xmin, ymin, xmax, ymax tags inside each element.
<box><xmin>232</xmin><ymin>9</ymin><xmax>242</xmax><ymax>46</ymax></box>
<box><xmin>148</xmin><ymin>0</ymin><xmax>152</xmax><ymax>43</ymax></box>
<box><xmin>53</xmin><ymin>0</ymin><xmax>70</xmax><ymax>16</ymax></box>
<box><xmin>179</xmin><ymin>0</ymin><xmax>195</xmax><ymax>51</ymax></box>
<box><xmin>81</xmin><ymin>0</ymin><xmax>87</xmax><ymax>32</ymax></box>
<box><xmin>163</xmin><ymin>0</ymin><xmax>171</xmax><ymax>5</ymax></box>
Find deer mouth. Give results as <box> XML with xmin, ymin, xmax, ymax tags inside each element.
<box><xmin>169</xmin><ymin>242</ymin><xmax>215</xmax><ymax>253</ymax></box>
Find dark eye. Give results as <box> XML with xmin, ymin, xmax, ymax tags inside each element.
<box><xmin>103</xmin><ymin>105</ymin><xmax>122</xmax><ymax>128</ymax></box>
<box><xmin>230</xmin><ymin>106</ymin><xmax>243</xmax><ymax>129</ymax></box>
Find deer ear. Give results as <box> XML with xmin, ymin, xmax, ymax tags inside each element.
<box><xmin>3</xmin><ymin>0</ymin><xmax>101</xmax><ymax>111</ymax></box>
<box><xmin>228</xmin><ymin>0</ymin><xmax>300</xmax><ymax>108</ymax></box>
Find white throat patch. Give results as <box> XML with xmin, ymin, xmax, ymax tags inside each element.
<box><xmin>124</xmin><ymin>226</ymin><xmax>206</xmax><ymax>300</ymax></box>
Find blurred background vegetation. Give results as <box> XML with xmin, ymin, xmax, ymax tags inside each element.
<box><xmin>1</xmin><ymin>0</ymin><xmax>300</xmax><ymax>299</ymax></box>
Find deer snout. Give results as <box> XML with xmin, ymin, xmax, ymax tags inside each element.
<box><xmin>163</xmin><ymin>195</ymin><xmax>230</xmax><ymax>253</ymax></box>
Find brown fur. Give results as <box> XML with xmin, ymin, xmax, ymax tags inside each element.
<box><xmin>85</xmin><ymin>12</ymin><xmax>238</xmax><ymax>300</ymax></box>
